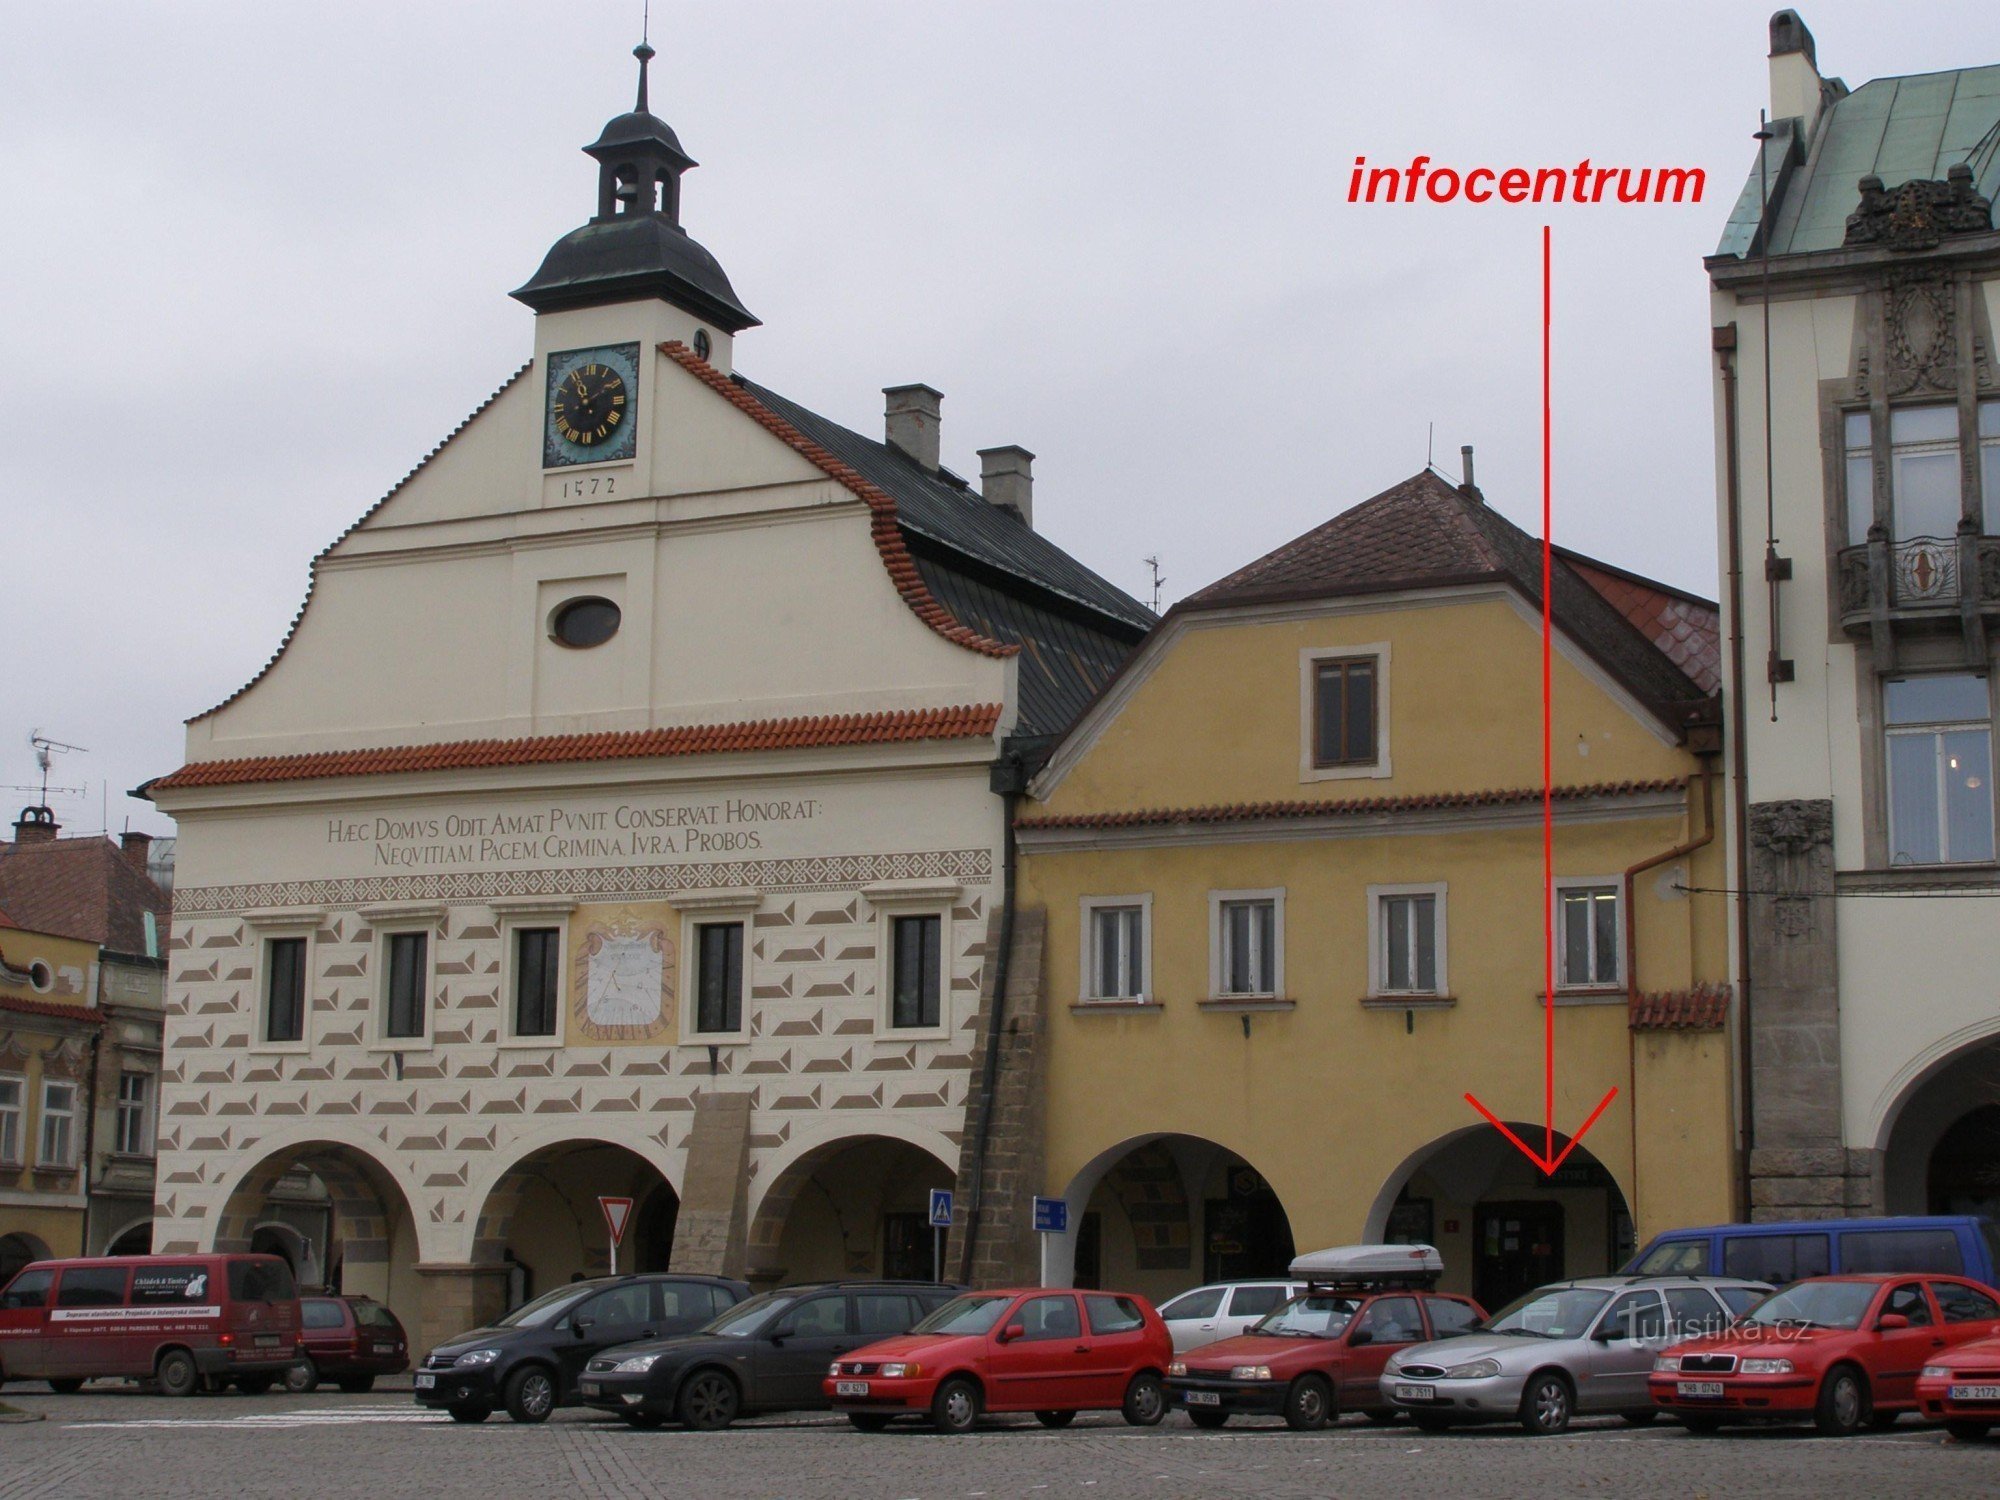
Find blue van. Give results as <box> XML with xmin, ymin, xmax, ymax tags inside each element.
<box><xmin>1624</xmin><ymin>1216</ymin><xmax>2000</xmax><ymax>1289</ymax></box>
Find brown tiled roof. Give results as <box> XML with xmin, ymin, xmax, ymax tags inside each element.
<box><xmin>1558</xmin><ymin>550</ymin><xmax>1721</xmax><ymax>695</ymax></box>
<box><xmin>0</xmin><ymin>990</ymin><xmax>104</xmax><ymax>1026</ymax></box>
<box><xmin>1016</xmin><ymin>779</ymin><xmax>1683</xmax><ymax>830</ymax></box>
<box><xmin>656</xmin><ymin>341</ymin><xmax>1015</xmax><ymax>660</ymax></box>
<box><xmin>1185</xmin><ymin>471</ymin><xmax>1711</xmax><ymax>731</ymax></box>
<box><xmin>0</xmin><ymin>836</ymin><xmax>170</xmax><ymax>955</ymax></box>
<box><xmin>151</xmin><ymin>704</ymin><xmax>1005</xmax><ymax>790</ymax></box>
<box><xmin>1628</xmin><ymin>982</ymin><xmax>1730</xmax><ymax>1032</ymax></box>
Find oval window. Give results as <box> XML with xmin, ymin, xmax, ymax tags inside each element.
<box><xmin>28</xmin><ymin>961</ymin><xmax>53</xmax><ymax>993</ymax></box>
<box><xmin>551</xmin><ymin>597</ymin><xmax>621</xmax><ymax>649</ymax></box>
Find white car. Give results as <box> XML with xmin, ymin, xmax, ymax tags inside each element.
<box><xmin>1157</xmin><ymin>1281</ymin><xmax>1307</xmax><ymax>1353</ymax></box>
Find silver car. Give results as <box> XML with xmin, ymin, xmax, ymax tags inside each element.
<box><xmin>1379</xmin><ymin>1276</ymin><xmax>1771</xmax><ymax>1434</ymax></box>
<box><xmin>1157</xmin><ymin>1281</ymin><xmax>1307</xmax><ymax>1353</ymax></box>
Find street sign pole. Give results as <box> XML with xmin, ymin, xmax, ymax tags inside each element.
<box><xmin>927</xmin><ymin>1187</ymin><xmax>954</xmax><ymax>1282</ymax></box>
<box><xmin>599</xmin><ymin>1195</ymin><xmax>634</xmax><ymax>1278</ymax></box>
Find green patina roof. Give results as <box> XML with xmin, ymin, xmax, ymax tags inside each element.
<box><xmin>1715</xmin><ymin>63</ymin><xmax>2000</xmax><ymax>258</ymax></box>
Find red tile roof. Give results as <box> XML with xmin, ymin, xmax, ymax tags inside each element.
<box><xmin>1016</xmin><ymin>779</ymin><xmax>1684</xmax><ymax>830</ymax></box>
<box><xmin>0</xmin><ymin>990</ymin><xmax>104</xmax><ymax>1026</ymax></box>
<box><xmin>151</xmin><ymin>704</ymin><xmax>1005</xmax><ymax>790</ymax></box>
<box><xmin>1559</xmin><ymin>551</ymin><xmax>1721</xmax><ymax>694</ymax></box>
<box><xmin>0</xmin><ymin>836</ymin><xmax>170</xmax><ymax>955</ymax></box>
<box><xmin>656</xmin><ymin>341</ymin><xmax>1015</xmax><ymax>660</ymax></box>
<box><xmin>1629</xmin><ymin>982</ymin><xmax>1730</xmax><ymax>1032</ymax></box>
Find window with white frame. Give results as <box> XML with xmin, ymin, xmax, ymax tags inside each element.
<box><xmin>1843</xmin><ymin>410</ymin><xmax>1873</xmax><ymax>545</ymax></box>
<box><xmin>263</xmin><ymin>935</ymin><xmax>308</xmax><ymax>1044</ymax></box>
<box><xmin>889</xmin><ymin>913</ymin><xmax>943</xmax><ymax>1029</ymax></box>
<box><xmin>115</xmin><ymin>1071</ymin><xmax>152</xmax><ymax>1156</ymax></box>
<box><xmin>1555</xmin><ymin>881</ymin><xmax>1622</xmax><ymax>990</ymax></box>
<box><xmin>1211</xmin><ymin>892</ymin><xmax>1282</xmax><ymax>998</ymax></box>
<box><xmin>512</xmin><ymin>927</ymin><xmax>562</xmax><ymax>1038</ymax></box>
<box><xmin>1888</xmin><ymin>405</ymin><xmax>1961</xmax><ymax>541</ymax></box>
<box><xmin>1371</xmin><ymin>884</ymin><xmax>1446</xmax><ymax>996</ymax></box>
<box><xmin>1300</xmin><ymin>644</ymin><xmax>1391</xmax><ymax>781</ymax></box>
<box><xmin>382</xmin><ymin>930</ymin><xmax>430</xmax><ymax>1041</ymax></box>
<box><xmin>692</xmin><ymin>921</ymin><xmax>746</xmax><ymax>1035</ymax></box>
<box><xmin>1886</xmin><ymin>674</ymin><xmax>1996</xmax><ymax>866</ymax></box>
<box><xmin>0</xmin><ymin>1074</ymin><xmax>22</xmax><ymax>1165</ymax></box>
<box><xmin>1082</xmin><ymin>898</ymin><xmax>1149</xmax><ymax>1001</ymax></box>
<box><xmin>38</xmin><ymin>1078</ymin><xmax>77</xmax><ymax>1168</ymax></box>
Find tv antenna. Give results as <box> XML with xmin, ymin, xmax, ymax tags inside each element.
<box><xmin>1143</xmin><ymin>555</ymin><xmax>1165</xmax><ymax>614</ymax></box>
<box><xmin>9</xmin><ymin>732</ymin><xmax>88</xmax><ymax>808</ymax></box>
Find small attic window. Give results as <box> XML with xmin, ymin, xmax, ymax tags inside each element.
<box><xmin>28</xmin><ymin>961</ymin><xmax>53</xmax><ymax>993</ymax></box>
<box><xmin>550</xmin><ymin>597</ymin><xmax>622</xmax><ymax>649</ymax></box>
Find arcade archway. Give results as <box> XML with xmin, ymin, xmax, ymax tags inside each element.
<box><xmin>745</xmin><ymin>1135</ymin><xmax>954</xmax><ymax>1286</ymax></box>
<box><xmin>214</xmin><ymin>1141</ymin><xmax>420</xmax><ymax>1319</ymax></box>
<box><xmin>472</xmin><ymin>1138</ymin><xmax>677</xmax><ymax>1306</ymax></box>
<box><xmin>1880</xmin><ymin>1035</ymin><xmax>2000</xmax><ymax>1218</ymax></box>
<box><xmin>0</xmin><ymin>1231</ymin><xmax>50</xmax><ymax>1282</ymax></box>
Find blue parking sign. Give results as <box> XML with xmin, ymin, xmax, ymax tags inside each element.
<box><xmin>1032</xmin><ymin>1196</ymin><xmax>1068</xmax><ymax>1234</ymax></box>
<box><xmin>928</xmin><ymin>1188</ymin><xmax>954</xmax><ymax>1228</ymax></box>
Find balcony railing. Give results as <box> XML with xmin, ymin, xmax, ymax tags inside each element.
<box><xmin>1835</xmin><ymin>533</ymin><xmax>2000</xmax><ymax>631</ymax></box>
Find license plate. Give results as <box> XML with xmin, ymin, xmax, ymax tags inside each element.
<box><xmin>1949</xmin><ymin>1383</ymin><xmax>2000</xmax><ymax>1401</ymax></box>
<box><xmin>1393</xmin><ymin>1383</ymin><xmax>1436</xmax><ymax>1402</ymax></box>
<box><xmin>835</xmin><ymin>1380</ymin><xmax>870</xmax><ymax>1397</ymax></box>
<box><xmin>1183</xmin><ymin>1390</ymin><xmax>1221</xmax><ymax>1406</ymax></box>
<box><xmin>374</xmin><ymin>1344</ymin><xmax>397</xmax><ymax>1355</ymax></box>
<box><xmin>580</xmin><ymin>1380</ymin><xmax>600</xmax><ymax>1397</ymax></box>
<box><xmin>414</xmin><ymin>1373</ymin><xmax>436</xmax><ymax>1389</ymax></box>
<box><xmin>253</xmin><ymin>1335</ymin><xmax>281</xmax><ymax>1348</ymax></box>
<box><xmin>1678</xmin><ymin>1381</ymin><xmax>1725</xmax><ymax>1398</ymax></box>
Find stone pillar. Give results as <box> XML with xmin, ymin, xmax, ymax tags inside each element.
<box><xmin>670</xmin><ymin>1090</ymin><xmax>753</xmax><ymax>1278</ymax></box>
<box><xmin>414</xmin><ymin>1263</ymin><xmax>510</xmax><ymax>1359</ymax></box>
<box><xmin>1744</xmin><ymin>800</ymin><xmax>1872</xmax><ymax>1217</ymax></box>
<box><xmin>945</xmin><ymin>907</ymin><xmax>1048</xmax><ymax>1288</ymax></box>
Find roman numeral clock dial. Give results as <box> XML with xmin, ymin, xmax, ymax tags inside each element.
<box><xmin>543</xmin><ymin>342</ymin><xmax>640</xmax><ymax>468</ymax></box>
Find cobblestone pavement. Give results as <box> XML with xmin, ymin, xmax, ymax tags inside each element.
<box><xmin>2</xmin><ymin>1385</ymin><xmax>1997</xmax><ymax>1500</ymax></box>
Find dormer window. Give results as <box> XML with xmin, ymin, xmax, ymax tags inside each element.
<box><xmin>1300</xmin><ymin>644</ymin><xmax>1391</xmax><ymax>781</ymax></box>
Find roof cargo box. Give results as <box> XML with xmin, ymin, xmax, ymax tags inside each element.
<box><xmin>1289</xmin><ymin>1244</ymin><xmax>1445</xmax><ymax>1284</ymax></box>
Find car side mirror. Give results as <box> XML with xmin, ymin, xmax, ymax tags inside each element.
<box><xmin>998</xmin><ymin>1323</ymin><xmax>1025</xmax><ymax>1344</ymax></box>
<box><xmin>1877</xmin><ymin>1313</ymin><xmax>1910</xmax><ymax>1331</ymax></box>
<box><xmin>572</xmin><ymin>1317</ymin><xmax>594</xmax><ymax>1339</ymax></box>
<box><xmin>1347</xmin><ymin>1328</ymin><xmax>1373</xmax><ymax>1347</ymax></box>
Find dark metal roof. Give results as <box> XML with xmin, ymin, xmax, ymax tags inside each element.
<box><xmin>736</xmin><ymin>378</ymin><xmax>1156</xmax><ymax>633</ymax></box>
<box><xmin>511</xmin><ymin>216</ymin><xmax>758</xmax><ymax>329</ymax></box>
<box><xmin>587</xmin><ymin>110</ymin><xmax>693</xmax><ymax>164</ymax></box>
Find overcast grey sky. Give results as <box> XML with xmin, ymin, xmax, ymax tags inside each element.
<box><xmin>3</xmin><ymin>1</ymin><xmax>1993</xmax><ymax>839</ymax></box>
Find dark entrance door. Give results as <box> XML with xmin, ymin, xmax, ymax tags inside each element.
<box><xmin>881</xmin><ymin>1212</ymin><xmax>930</xmax><ymax>1280</ymax></box>
<box><xmin>1474</xmin><ymin>1201</ymin><xmax>1564</xmax><ymax>1311</ymax></box>
<box><xmin>1203</xmin><ymin>1165</ymin><xmax>1295</xmax><ymax>1282</ymax></box>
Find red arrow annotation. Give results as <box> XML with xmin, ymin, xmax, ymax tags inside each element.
<box><xmin>1463</xmin><ymin>224</ymin><xmax>1620</xmax><ymax>1177</ymax></box>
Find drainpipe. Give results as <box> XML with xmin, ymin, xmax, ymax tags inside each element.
<box><xmin>1716</xmin><ymin>323</ymin><xmax>1758</xmax><ymax>1221</ymax></box>
<box><xmin>957</xmin><ymin>754</ymin><xmax>1024</xmax><ymax>1285</ymax></box>
<box><xmin>1620</xmin><ymin>767</ymin><xmax>1718</xmax><ymax>1232</ymax></box>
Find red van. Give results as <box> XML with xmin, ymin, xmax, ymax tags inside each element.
<box><xmin>0</xmin><ymin>1254</ymin><xmax>302</xmax><ymax>1396</ymax></box>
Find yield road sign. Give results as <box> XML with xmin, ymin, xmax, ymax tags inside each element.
<box><xmin>600</xmin><ymin>1195</ymin><xmax>634</xmax><ymax>1247</ymax></box>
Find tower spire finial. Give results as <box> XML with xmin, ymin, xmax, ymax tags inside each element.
<box><xmin>634</xmin><ymin>1</ymin><xmax>655</xmax><ymax>114</ymax></box>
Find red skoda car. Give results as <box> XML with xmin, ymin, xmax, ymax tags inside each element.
<box><xmin>1914</xmin><ymin>1283</ymin><xmax>2000</xmax><ymax>1441</ymax></box>
<box><xmin>1649</xmin><ymin>1274</ymin><xmax>2000</xmax><ymax>1435</ymax></box>
<box><xmin>824</xmin><ymin>1287</ymin><xmax>1172</xmax><ymax>1433</ymax></box>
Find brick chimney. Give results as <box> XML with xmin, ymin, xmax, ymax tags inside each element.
<box><xmin>12</xmin><ymin>806</ymin><xmax>59</xmax><ymax>844</ymax></box>
<box><xmin>979</xmin><ymin>446</ymin><xmax>1034</xmax><ymax>529</ymax></box>
<box><xmin>883</xmin><ymin>384</ymin><xmax>943</xmax><ymax>471</ymax></box>
<box><xmin>121</xmin><ymin>829</ymin><xmax>154</xmax><ymax>872</ymax></box>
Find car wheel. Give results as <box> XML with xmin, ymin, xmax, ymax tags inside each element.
<box><xmin>336</xmin><ymin>1376</ymin><xmax>375</xmax><ymax>1395</ymax></box>
<box><xmin>284</xmin><ymin>1358</ymin><xmax>319</xmax><ymax>1394</ymax></box>
<box><xmin>1035</xmin><ymin>1409</ymin><xmax>1077</xmax><ymax>1429</ymax></box>
<box><xmin>1413</xmin><ymin>1413</ymin><xmax>1454</xmax><ymax>1433</ymax></box>
<box><xmin>1187</xmin><ymin>1408</ymin><xmax>1229</xmax><ymax>1429</ymax></box>
<box><xmin>676</xmin><ymin>1369</ymin><xmax>741</xmax><ymax>1431</ymax></box>
<box><xmin>1519</xmin><ymin>1372</ymin><xmax>1573</xmax><ymax>1436</ymax></box>
<box><xmin>1123</xmin><ymin>1371</ymin><xmax>1168</xmax><ymax>1427</ymax></box>
<box><xmin>930</xmin><ymin>1377</ymin><xmax>981</xmax><ymax>1435</ymax></box>
<box><xmin>47</xmin><ymin>1378</ymin><xmax>86</xmax><ymax>1395</ymax></box>
<box><xmin>1679</xmin><ymin>1414</ymin><xmax>1723</xmax><ymax>1435</ymax></box>
<box><xmin>447</xmin><ymin>1404</ymin><xmax>492</xmax><ymax>1423</ymax></box>
<box><xmin>846</xmin><ymin>1413</ymin><xmax>893</xmax><ymax>1433</ymax></box>
<box><xmin>504</xmin><ymin>1365</ymin><xmax>557</xmax><ymax>1424</ymax></box>
<box><xmin>1813</xmin><ymin>1365</ymin><xmax>1868</xmax><ymax>1438</ymax></box>
<box><xmin>235</xmin><ymin>1376</ymin><xmax>275</xmax><ymax>1395</ymax></box>
<box><xmin>155</xmin><ymin>1350</ymin><xmax>200</xmax><ymax>1399</ymax></box>
<box><xmin>1283</xmin><ymin>1374</ymin><xmax>1333</xmax><ymax>1432</ymax></box>
<box><xmin>1621</xmin><ymin>1409</ymin><xmax>1660</xmax><ymax>1426</ymax></box>
<box><xmin>1945</xmin><ymin>1419</ymin><xmax>1992</xmax><ymax>1442</ymax></box>
<box><xmin>620</xmin><ymin>1409</ymin><xmax>667</xmax><ymax>1430</ymax></box>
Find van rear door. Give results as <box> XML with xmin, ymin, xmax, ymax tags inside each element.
<box><xmin>225</xmin><ymin>1258</ymin><xmax>298</xmax><ymax>1358</ymax></box>
<box><xmin>0</xmin><ymin>1267</ymin><xmax>55</xmax><ymax>1380</ymax></box>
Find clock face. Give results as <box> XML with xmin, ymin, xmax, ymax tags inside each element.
<box><xmin>543</xmin><ymin>343</ymin><xmax>640</xmax><ymax>468</ymax></box>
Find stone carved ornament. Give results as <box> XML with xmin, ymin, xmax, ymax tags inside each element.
<box><xmin>1748</xmin><ymin>799</ymin><xmax>1834</xmax><ymax>941</ymax></box>
<box><xmin>1844</xmin><ymin>166</ymin><xmax>1994</xmax><ymax>253</ymax></box>
<box><xmin>1883</xmin><ymin>270</ymin><xmax>1959</xmax><ymax>396</ymax></box>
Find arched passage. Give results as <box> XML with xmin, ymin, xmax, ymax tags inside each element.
<box><xmin>0</xmin><ymin>1231</ymin><xmax>51</xmax><ymax>1282</ymax></box>
<box><xmin>1364</xmin><ymin>1123</ymin><xmax>1634</xmax><ymax>1309</ymax></box>
<box><xmin>1047</xmin><ymin>1134</ymin><xmax>1298</xmax><ymax>1303</ymax></box>
<box><xmin>102</xmin><ymin>1218</ymin><xmax>154</xmax><ymax>1257</ymax></box>
<box><xmin>214</xmin><ymin>1141</ymin><xmax>421</xmax><ymax>1321</ymax></box>
<box><xmin>746</xmin><ymin>1134</ymin><xmax>954</xmax><ymax>1286</ymax></box>
<box><xmin>472</xmin><ymin>1138</ymin><xmax>678</xmax><ymax>1305</ymax></box>
<box><xmin>1879</xmin><ymin>1034</ymin><xmax>2000</xmax><ymax>1218</ymax></box>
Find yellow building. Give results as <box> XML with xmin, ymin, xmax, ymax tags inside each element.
<box><xmin>984</xmin><ymin>470</ymin><xmax>1736</xmax><ymax>1309</ymax></box>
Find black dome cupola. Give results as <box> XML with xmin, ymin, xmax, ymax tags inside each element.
<box><xmin>512</xmin><ymin>40</ymin><xmax>758</xmax><ymax>330</ymax></box>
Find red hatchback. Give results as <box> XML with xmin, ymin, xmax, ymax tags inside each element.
<box><xmin>825</xmin><ymin>1287</ymin><xmax>1173</xmax><ymax>1433</ymax></box>
<box><xmin>1649</xmin><ymin>1274</ymin><xmax>2000</xmax><ymax>1435</ymax></box>
<box><xmin>288</xmin><ymin>1296</ymin><xmax>411</xmax><ymax>1393</ymax></box>
<box><xmin>1914</xmin><ymin>1285</ymin><xmax>2000</xmax><ymax>1441</ymax></box>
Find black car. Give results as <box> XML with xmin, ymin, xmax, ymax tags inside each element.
<box><xmin>578</xmin><ymin>1280</ymin><xmax>961</xmax><ymax>1429</ymax></box>
<box><xmin>413</xmin><ymin>1273</ymin><xmax>751</xmax><ymax>1423</ymax></box>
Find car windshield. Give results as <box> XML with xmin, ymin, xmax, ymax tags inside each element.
<box><xmin>353</xmin><ymin>1302</ymin><xmax>398</xmax><ymax>1330</ymax></box>
<box><xmin>1742</xmin><ymin>1281</ymin><xmax>1877</xmax><ymax>1331</ymax></box>
<box><xmin>910</xmin><ymin>1294</ymin><xmax>1014</xmax><ymax>1337</ymax></box>
<box><xmin>704</xmin><ymin>1291</ymin><xmax>794</xmax><ymax>1339</ymax></box>
<box><xmin>495</xmin><ymin>1281</ymin><xmax>609</xmax><ymax>1329</ymax></box>
<box><xmin>1250</xmin><ymin>1294</ymin><xmax>1362</xmax><ymax>1339</ymax></box>
<box><xmin>1485</xmin><ymin>1287</ymin><xmax>1611</xmax><ymax>1339</ymax></box>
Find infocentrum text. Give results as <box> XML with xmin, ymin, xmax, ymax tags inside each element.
<box><xmin>1348</xmin><ymin>155</ymin><xmax>1705</xmax><ymax>204</ymax></box>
